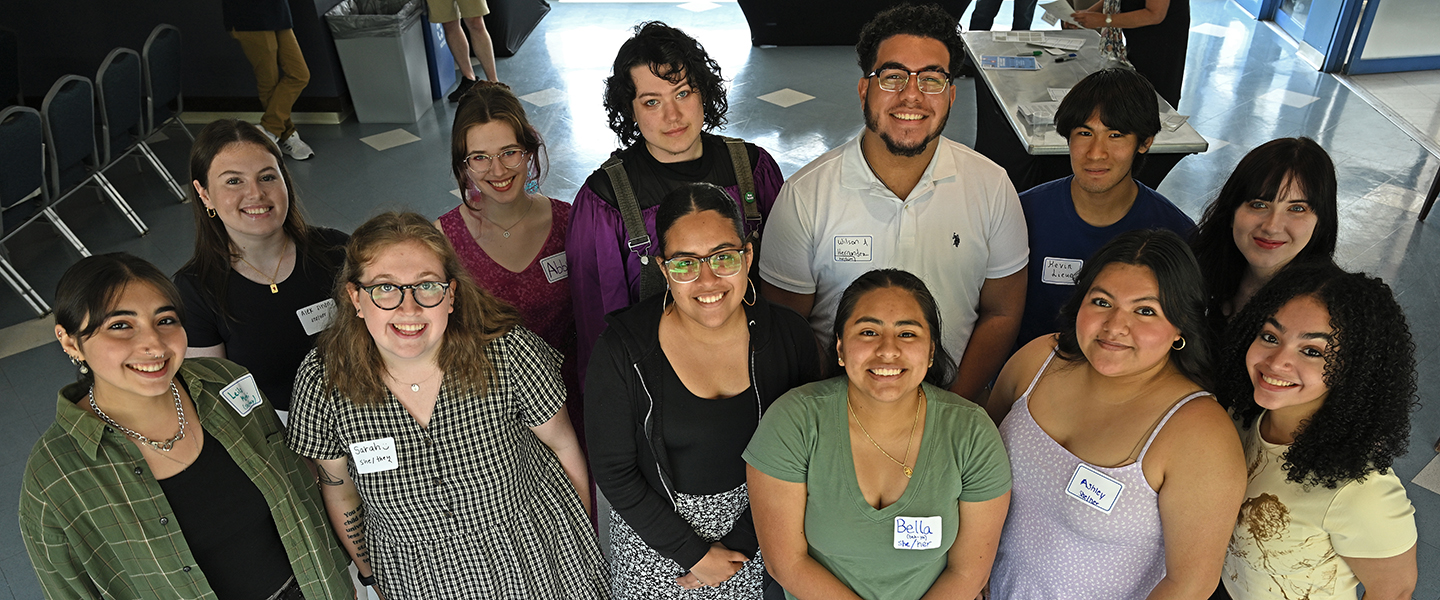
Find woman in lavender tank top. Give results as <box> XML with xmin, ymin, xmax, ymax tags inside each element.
<box><xmin>984</xmin><ymin>230</ymin><xmax>1246</xmax><ymax>599</ymax></box>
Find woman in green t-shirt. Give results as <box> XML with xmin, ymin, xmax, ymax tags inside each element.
<box><xmin>745</xmin><ymin>269</ymin><xmax>1012</xmax><ymax>600</ymax></box>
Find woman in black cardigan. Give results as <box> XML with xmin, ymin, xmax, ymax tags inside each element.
<box><xmin>586</xmin><ymin>183</ymin><xmax>823</xmax><ymax>599</ymax></box>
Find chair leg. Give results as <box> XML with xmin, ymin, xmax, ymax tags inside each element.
<box><xmin>1420</xmin><ymin>166</ymin><xmax>1439</xmax><ymax>221</ymax></box>
<box><xmin>137</xmin><ymin>141</ymin><xmax>187</xmax><ymax>201</ymax></box>
<box><xmin>42</xmin><ymin>207</ymin><xmax>92</xmax><ymax>257</ymax></box>
<box><xmin>92</xmin><ymin>173</ymin><xmax>149</xmax><ymax>236</ymax></box>
<box><xmin>0</xmin><ymin>257</ymin><xmax>50</xmax><ymax>316</ymax></box>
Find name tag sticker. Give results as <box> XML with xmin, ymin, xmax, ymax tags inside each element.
<box><xmin>833</xmin><ymin>235</ymin><xmax>873</xmax><ymax>262</ymax></box>
<box><xmin>1066</xmin><ymin>463</ymin><xmax>1125</xmax><ymax>513</ymax></box>
<box><xmin>1041</xmin><ymin>257</ymin><xmax>1083</xmax><ymax>285</ymax></box>
<box><xmin>893</xmin><ymin>516</ymin><xmax>942</xmax><ymax>550</ymax></box>
<box><xmin>540</xmin><ymin>251</ymin><xmax>569</xmax><ymax>283</ymax></box>
<box><xmin>296</xmin><ymin>298</ymin><xmax>338</xmax><ymax>336</ymax></box>
<box><xmin>350</xmin><ymin>437</ymin><xmax>399</xmax><ymax>474</ymax></box>
<box><xmin>219</xmin><ymin>374</ymin><xmax>264</xmax><ymax>417</ymax></box>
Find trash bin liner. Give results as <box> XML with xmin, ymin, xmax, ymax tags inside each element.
<box><xmin>325</xmin><ymin>0</ymin><xmax>424</xmax><ymax>39</ymax></box>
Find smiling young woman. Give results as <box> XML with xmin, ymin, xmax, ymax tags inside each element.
<box><xmin>985</xmin><ymin>229</ymin><xmax>1245</xmax><ymax>600</ymax></box>
<box><xmin>22</xmin><ymin>253</ymin><xmax>353</xmax><ymax>600</ymax></box>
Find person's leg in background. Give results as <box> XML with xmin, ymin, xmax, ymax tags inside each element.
<box><xmin>969</xmin><ymin>0</ymin><xmax>1038</xmax><ymax>30</ymax></box>
<box><xmin>231</xmin><ymin>28</ymin><xmax>313</xmax><ymax>159</ymax></box>
<box><xmin>1011</xmin><ymin>0</ymin><xmax>1039</xmax><ymax>30</ymax></box>
<box><xmin>463</xmin><ymin>11</ymin><xmax>497</xmax><ymax>82</ymax></box>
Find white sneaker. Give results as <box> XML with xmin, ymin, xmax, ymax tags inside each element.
<box><xmin>261</xmin><ymin>128</ymin><xmax>315</xmax><ymax>160</ymax></box>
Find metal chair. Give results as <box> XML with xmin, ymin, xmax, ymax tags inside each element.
<box><xmin>142</xmin><ymin>24</ymin><xmax>192</xmax><ymax>142</ymax></box>
<box><xmin>0</xmin><ymin>106</ymin><xmax>92</xmax><ymax>315</ymax></box>
<box><xmin>41</xmin><ymin>75</ymin><xmax>148</xmax><ymax>237</ymax></box>
<box><xmin>0</xmin><ymin>28</ymin><xmax>19</xmax><ymax>108</ymax></box>
<box><xmin>96</xmin><ymin>47</ymin><xmax>186</xmax><ymax>201</ymax></box>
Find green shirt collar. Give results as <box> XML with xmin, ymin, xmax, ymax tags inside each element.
<box><xmin>54</xmin><ymin>361</ymin><xmax>235</xmax><ymax>461</ymax></box>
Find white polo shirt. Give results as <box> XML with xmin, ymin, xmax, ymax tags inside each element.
<box><xmin>760</xmin><ymin>134</ymin><xmax>1028</xmax><ymax>358</ymax></box>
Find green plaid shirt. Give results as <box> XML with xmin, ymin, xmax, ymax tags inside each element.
<box><xmin>19</xmin><ymin>358</ymin><xmax>354</xmax><ymax>600</ymax></box>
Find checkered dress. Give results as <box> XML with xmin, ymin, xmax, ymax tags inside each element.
<box><xmin>288</xmin><ymin>327</ymin><xmax>610</xmax><ymax>599</ymax></box>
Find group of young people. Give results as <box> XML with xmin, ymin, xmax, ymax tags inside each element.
<box><xmin>20</xmin><ymin>3</ymin><xmax>1418</xmax><ymax>600</ymax></box>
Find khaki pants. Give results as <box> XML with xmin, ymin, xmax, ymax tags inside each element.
<box><xmin>230</xmin><ymin>29</ymin><xmax>310</xmax><ymax>140</ymax></box>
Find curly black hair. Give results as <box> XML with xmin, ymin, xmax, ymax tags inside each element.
<box><xmin>856</xmin><ymin>3</ymin><xmax>966</xmax><ymax>77</ymax></box>
<box><xmin>602</xmin><ymin>21</ymin><xmax>728</xmax><ymax>147</ymax></box>
<box><xmin>1216</xmin><ymin>262</ymin><xmax>1416</xmax><ymax>489</ymax></box>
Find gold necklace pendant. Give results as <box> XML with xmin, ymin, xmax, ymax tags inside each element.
<box><xmin>903</xmin><ymin>466</ymin><xmax>913</xmax><ymax>478</ymax></box>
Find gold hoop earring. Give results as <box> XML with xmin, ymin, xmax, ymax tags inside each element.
<box><xmin>744</xmin><ymin>277</ymin><xmax>757</xmax><ymax>306</ymax></box>
<box><xmin>1172</xmin><ymin>336</ymin><xmax>1186</xmax><ymax>351</ymax></box>
<box><xmin>205</xmin><ymin>207</ymin><xmax>217</xmax><ymax>218</ymax></box>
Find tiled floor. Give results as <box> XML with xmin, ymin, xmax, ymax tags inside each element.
<box><xmin>1</xmin><ymin>1</ymin><xmax>1438</xmax><ymax>598</ymax></box>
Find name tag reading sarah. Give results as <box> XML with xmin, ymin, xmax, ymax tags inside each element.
<box><xmin>350</xmin><ymin>437</ymin><xmax>399</xmax><ymax>474</ymax></box>
<box><xmin>894</xmin><ymin>516</ymin><xmax>942</xmax><ymax>550</ymax></box>
<box><xmin>1066</xmin><ymin>463</ymin><xmax>1125</xmax><ymax>513</ymax></box>
<box><xmin>219</xmin><ymin>374</ymin><xmax>263</xmax><ymax>417</ymax></box>
<box><xmin>296</xmin><ymin>298</ymin><xmax>338</xmax><ymax>336</ymax></box>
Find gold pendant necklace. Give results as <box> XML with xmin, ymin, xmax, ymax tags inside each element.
<box><xmin>236</xmin><ymin>237</ymin><xmax>289</xmax><ymax>294</ymax></box>
<box><xmin>476</xmin><ymin>196</ymin><xmax>535</xmax><ymax>239</ymax></box>
<box><xmin>848</xmin><ymin>387</ymin><xmax>924</xmax><ymax>478</ymax></box>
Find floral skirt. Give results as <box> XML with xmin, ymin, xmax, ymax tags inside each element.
<box><xmin>608</xmin><ymin>484</ymin><xmax>765</xmax><ymax>599</ymax></box>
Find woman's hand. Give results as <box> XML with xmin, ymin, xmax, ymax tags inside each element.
<box><xmin>676</xmin><ymin>543</ymin><xmax>748</xmax><ymax>589</ymax></box>
<box><xmin>1071</xmin><ymin>11</ymin><xmax>1108</xmax><ymax>28</ymax></box>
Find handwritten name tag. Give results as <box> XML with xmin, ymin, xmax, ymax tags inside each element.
<box><xmin>540</xmin><ymin>251</ymin><xmax>568</xmax><ymax>283</ymax></box>
<box><xmin>296</xmin><ymin>298</ymin><xmax>338</xmax><ymax>336</ymax></box>
<box><xmin>1066</xmin><ymin>463</ymin><xmax>1125</xmax><ymax>513</ymax></box>
<box><xmin>351</xmin><ymin>437</ymin><xmax>399</xmax><ymax>474</ymax></box>
<box><xmin>219</xmin><ymin>374</ymin><xmax>263</xmax><ymax>417</ymax></box>
<box><xmin>833</xmin><ymin>235</ymin><xmax>873</xmax><ymax>262</ymax></box>
<box><xmin>1041</xmin><ymin>257</ymin><xmax>1083</xmax><ymax>285</ymax></box>
<box><xmin>893</xmin><ymin>516</ymin><xmax>942</xmax><ymax>550</ymax></box>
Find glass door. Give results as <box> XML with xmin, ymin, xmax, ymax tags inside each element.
<box><xmin>1345</xmin><ymin>0</ymin><xmax>1440</xmax><ymax>74</ymax></box>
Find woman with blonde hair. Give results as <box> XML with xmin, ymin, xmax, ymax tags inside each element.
<box><xmin>287</xmin><ymin>212</ymin><xmax>608</xmax><ymax>598</ymax></box>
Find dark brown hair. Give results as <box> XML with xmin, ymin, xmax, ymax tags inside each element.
<box><xmin>832</xmin><ymin>269</ymin><xmax>956</xmax><ymax>388</ymax></box>
<box><xmin>55</xmin><ymin>253</ymin><xmax>185</xmax><ymax>384</ymax></box>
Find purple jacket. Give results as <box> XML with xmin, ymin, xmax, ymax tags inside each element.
<box><xmin>567</xmin><ymin>134</ymin><xmax>784</xmax><ymax>385</ymax></box>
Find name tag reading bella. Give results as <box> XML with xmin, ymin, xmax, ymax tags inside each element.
<box><xmin>219</xmin><ymin>374</ymin><xmax>263</xmax><ymax>417</ymax></box>
<box><xmin>894</xmin><ymin>516</ymin><xmax>942</xmax><ymax>550</ymax></box>
<box><xmin>540</xmin><ymin>251</ymin><xmax>569</xmax><ymax>283</ymax></box>
<box><xmin>1066</xmin><ymin>463</ymin><xmax>1125</xmax><ymax>513</ymax></box>
<box><xmin>351</xmin><ymin>437</ymin><xmax>399</xmax><ymax>474</ymax></box>
<box><xmin>296</xmin><ymin>298</ymin><xmax>338</xmax><ymax>336</ymax></box>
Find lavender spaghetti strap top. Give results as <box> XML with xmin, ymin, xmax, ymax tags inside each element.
<box><xmin>989</xmin><ymin>349</ymin><xmax>1209</xmax><ymax>600</ymax></box>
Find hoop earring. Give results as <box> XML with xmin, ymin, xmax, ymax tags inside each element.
<box><xmin>1172</xmin><ymin>336</ymin><xmax>1186</xmax><ymax>351</ymax></box>
<box><xmin>662</xmin><ymin>286</ymin><xmax>671</xmax><ymax>309</ymax></box>
<box><xmin>744</xmin><ymin>277</ymin><xmax>757</xmax><ymax>306</ymax></box>
<box><xmin>70</xmin><ymin>356</ymin><xmax>89</xmax><ymax>375</ymax></box>
<box><xmin>205</xmin><ymin>207</ymin><xmax>217</xmax><ymax>218</ymax></box>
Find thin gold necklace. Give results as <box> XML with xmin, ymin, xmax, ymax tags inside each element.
<box><xmin>848</xmin><ymin>387</ymin><xmax>924</xmax><ymax>478</ymax></box>
<box><xmin>236</xmin><ymin>236</ymin><xmax>289</xmax><ymax>294</ymax></box>
<box><xmin>476</xmin><ymin>196</ymin><xmax>535</xmax><ymax>239</ymax></box>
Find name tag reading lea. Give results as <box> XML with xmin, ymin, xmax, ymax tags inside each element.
<box><xmin>1066</xmin><ymin>463</ymin><xmax>1125</xmax><ymax>513</ymax></box>
<box><xmin>894</xmin><ymin>516</ymin><xmax>942</xmax><ymax>550</ymax></box>
<box><xmin>220</xmin><ymin>374</ymin><xmax>263</xmax><ymax>417</ymax></box>
<box><xmin>296</xmin><ymin>298</ymin><xmax>338</xmax><ymax>336</ymax></box>
<box><xmin>351</xmin><ymin>437</ymin><xmax>399</xmax><ymax>474</ymax></box>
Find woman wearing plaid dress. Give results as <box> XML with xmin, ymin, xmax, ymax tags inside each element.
<box><xmin>287</xmin><ymin>212</ymin><xmax>608</xmax><ymax>598</ymax></box>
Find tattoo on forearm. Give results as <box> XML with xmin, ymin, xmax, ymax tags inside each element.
<box><xmin>343</xmin><ymin>507</ymin><xmax>372</xmax><ymax>565</ymax></box>
<box><xmin>317</xmin><ymin>463</ymin><xmax>344</xmax><ymax>486</ymax></box>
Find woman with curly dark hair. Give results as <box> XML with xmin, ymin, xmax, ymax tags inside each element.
<box><xmin>1214</xmin><ymin>263</ymin><xmax>1417</xmax><ymax>600</ymax></box>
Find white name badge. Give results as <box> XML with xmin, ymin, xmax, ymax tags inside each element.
<box><xmin>350</xmin><ymin>437</ymin><xmax>399</xmax><ymax>474</ymax></box>
<box><xmin>893</xmin><ymin>516</ymin><xmax>942</xmax><ymax>550</ymax></box>
<box><xmin>540</xmin><ymin>251</ymin><xmax>569</xmax><ymax>283</ymax></box>
<box><xmin>1041</xmin><ymin>257</ymin><xmax>1083</xmax><ymax>285</ymax></box>
<box><xmin>833</xmin><ymin>235</ymin><xmax>873</xmax><ymax>262</ymax></box>
<box><xmin>296</xmin><ymin>298</ymin><xmax>338</xmax><ymax>336</ymax></box>
<box><xmin>1066</xmin><ymin>463</ymin><xmax>1125</xmax><ymax>513</ymax></box>
<box><xmin>219</xmin><ymin>373</ymin><xmax>264</xmax><ymax>417</ymax></box>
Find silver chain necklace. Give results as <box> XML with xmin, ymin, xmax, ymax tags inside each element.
<box><xmin>89</xmin><ymin>381</ymin><xmax>187</xmax><ymax>452</ymax></box>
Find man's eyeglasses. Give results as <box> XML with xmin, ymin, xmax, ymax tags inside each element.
<box><xmin>662</xmin><ymin>249</ymin><xmax>746</xmax><ymax>284</ymax></box>
<box><xmin>358</xmin><ymin>281</ymin><xmax>451</xmax><ymax>310</ymax></box>
<box><xmin>866</xmin><ymin>68</ymin><xmax>952</xmax><ymax>94</ymax></box>
<box><xmin>461</xmin><ymin>149</ymin><xmax>527</xmax><ymax>174</ymax></box>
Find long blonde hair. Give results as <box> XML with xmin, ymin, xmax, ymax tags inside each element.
<box><xmin>318</xmin><ymin>212</ymin><xmax>521</xmax><ymax>404</ymax></box>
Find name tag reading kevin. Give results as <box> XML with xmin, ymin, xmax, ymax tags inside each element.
<box><xmin>894</xmin><ymin>516</ymin><xmax>942</xmax><ymax>550</ymax></box>
<box><xmin>296</xmin><ymin>298</ymin><xmax>338</xmax><ymax>336</ymax></box>
<box><xmin>1066</xmin><ymin>463</ymin><xmax>1125</xmax><ymax>513</ymax></box>
<box><xmin>1041</xmin><ymin>257</ymin><xmax>1083</xmax><ymax>285</ymax></box>
<box><xmin>220</xmin><ymin>374</ymin><xmax>263</xmax><ymax>417</ymax></box>
<box><xmin>351</xmin><ymin>437</ymin><xmax>399</xmax><ymax>474</ymax></box>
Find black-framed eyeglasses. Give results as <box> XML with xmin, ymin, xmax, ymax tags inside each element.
<box><xmin>866</xmin><ymin>68</ymin><xmax>952</xmax><ymax>94</ymax></box>
<box><xmin>662</xmin><ymin>249</ymin><xmax>746</xmax><ymax>284</ymax></box>
<box><xmin>358</xmin><ymin>281</ymin><xmax>452</xmax><ymax>310</ymax></box>
<box><xmin>461</xmin><ymin>149</ymin><xmax>527</xmax><ymax>174</ymax></box>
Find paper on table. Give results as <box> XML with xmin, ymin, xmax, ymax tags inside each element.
<box><xmin>1048</xmin><ymin>87</ymin><xmax>1071</xmax><ymax>101</ymax></box>
<box><xmin>993</xmin><ymin>31</ymin><xmax>1049</xmax><ymax>43</ymax></box>
<box><xmin>1040</xmin><ymin>0</ymin><xmax>1080</xmax><ymax>25</ymax></box>
<box><xmin>981</xmin><ymin>55</ymin><xmax>1042</xmax><ymax>70</ymax></box>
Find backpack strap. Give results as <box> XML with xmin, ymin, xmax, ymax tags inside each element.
<box><xmin>602</xmin><ymin>155</ymin><xmax>666</xmax><ymax>301</ymax></box>
<box><xmin>721</xmin><ymin>136</ymin><xmax>761</xmax><ymax>232</ymax></box>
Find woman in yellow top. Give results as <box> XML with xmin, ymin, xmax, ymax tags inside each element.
<box><xmin>1214</xmin><ymin>263</ymin><xmax>1417</xmax><ymax>600</ymax></box>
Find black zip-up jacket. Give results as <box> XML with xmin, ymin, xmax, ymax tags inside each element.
<box><xmin>585</xmin><ymin>293</ymin><xmax>823</xmax><ymax>570</ymax></box>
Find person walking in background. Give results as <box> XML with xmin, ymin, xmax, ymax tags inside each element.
<box><xmin>430</xmin><ymin>0</ymin><xmax>499</xmax><ymax>101</ymax></box>
<box><xmin>222</xmin><ymin>0</ymin><xmax>314</xmax><ymax>160</ymax></box>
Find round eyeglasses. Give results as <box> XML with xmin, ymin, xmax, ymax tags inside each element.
<box><xmin>866</xmin><ymin>68</ymin><xmax>952</xmax><ymax>95</ymax></box>
<box><xmin>358</xmin><ymin>281</ymin><xmax>451</xmax><ymax>310</ymax></box>
<box><xmin>662</xmin><ymin>249</ymin><xmax>746</xmax><ymax>284</ymax></box>
<box><xmin>461</xmin><ymin>149</ymin><xmax>527</xmax><ymax>175</ymax></box>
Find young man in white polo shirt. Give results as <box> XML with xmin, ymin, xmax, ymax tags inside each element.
<box><xmin>760</xmin><ymin>3</ymin><xmax>1028</xmax><ymax>400</ymax></box>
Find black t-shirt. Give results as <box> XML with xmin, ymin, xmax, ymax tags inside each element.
<box><xmin>658</xmin><ymin>353</ymin><xmax>759</xmax><ymax>495</ymax></box>
<box><xmin>220</xmin><ymin>0</ymin><xmax>293</xmax><ymax>32</ymax></box>
<box><xmin>174</xmin><ymin>228</ymin><xmax>347</xmax><ymax>411</ymax></box>
<box><xmin>157</xmin><ymin>430</ymin><xmax>293</xmax><ymax>599</ymax></box>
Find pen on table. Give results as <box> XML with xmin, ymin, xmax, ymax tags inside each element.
<box><xmin>1055</xmin><ymin>53</ymin><xmax>1079</xmax><ymax>63</ymax></box>
<box><xmin>1016</xmin><ymin>51</ymin><xmax>1042</xmax><ymax>56</ymax></box>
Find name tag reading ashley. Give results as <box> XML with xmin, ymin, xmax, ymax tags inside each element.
<box><xmin>296</xmin><ymin>298</ymin><xmax>338</xmax><ymax>336</ymax></box>
<box><xmin>1066</xmin><ymin>463</ymin><xmax>1125</xmax><ymax>513</ymax></box>
<box><xmin>350</xmin><ymin>437</ymin><xmax>399</xmax><ymax>474</ymax></box>
<box><xmin>220</xmin><ymin>374</ymin><xmax>263</xmax><ymax>417</ymax></box>
<box><xmin>894</xmin><ymin>516</ymin><xmax>942</xmax><ymax>550</ymax></box>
